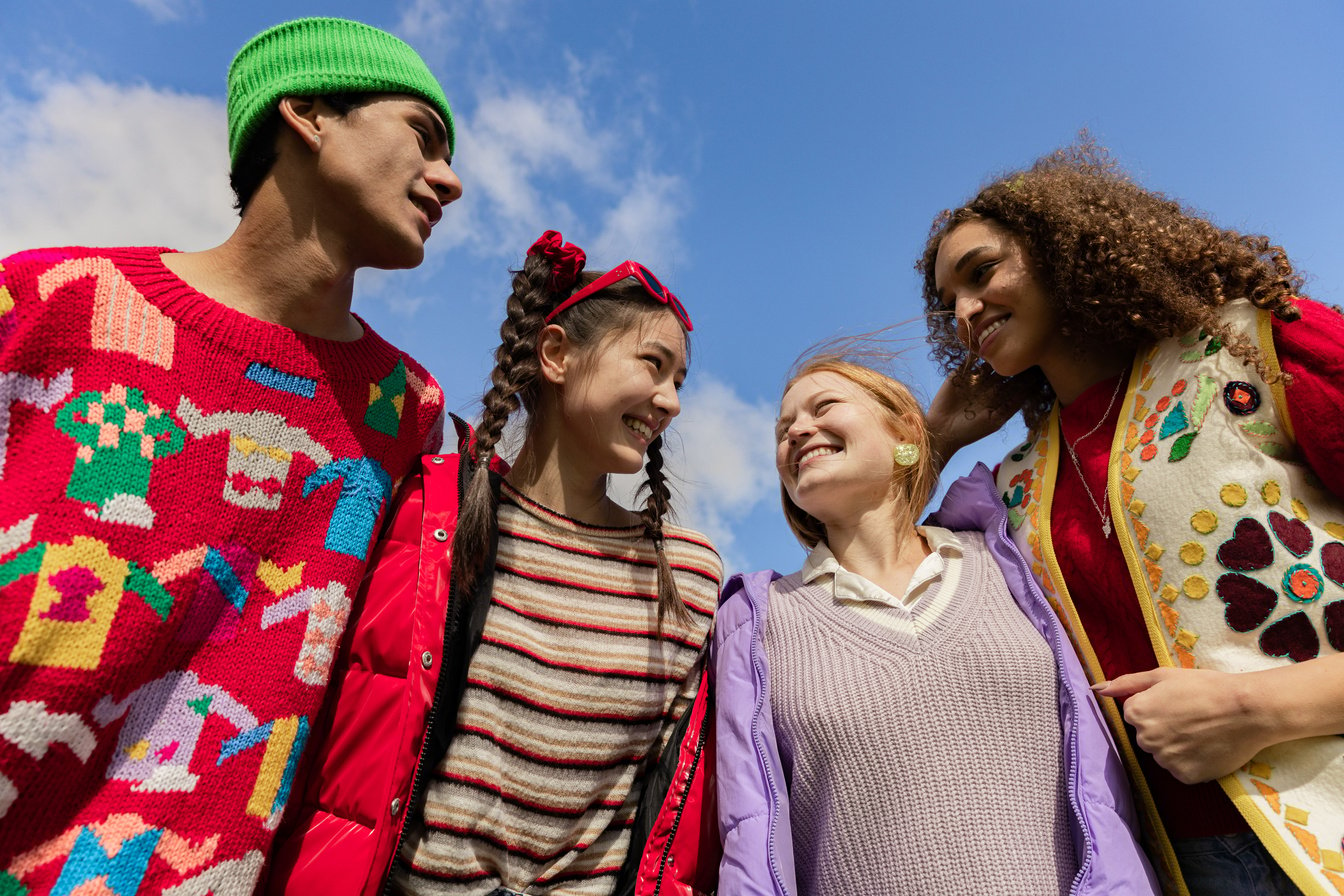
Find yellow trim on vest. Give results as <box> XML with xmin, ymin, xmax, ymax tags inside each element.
<box><xmin>1036</xmin><ymin>402</ymin><xmax>1190</xmax><ymax>896</ymax></box>
<box><xmin>1257</xmin><ymin>306</ymin><xmax>1294</xmax><ymax>444</ymax></box>
<box><xmin>1110</xmin><ymin>356</ymin><xmax>1179</xmax><ymax>672</ymax></box>
<box><xmin>1219</xmin><ymin>774</ymin><xmax>1333</xmax><ymax>896</ymax></box>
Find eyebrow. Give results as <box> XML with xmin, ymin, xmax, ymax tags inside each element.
<box><xmin>953</xmin><ymin>245</ymin><xmax>994</xmax><ymax>274</ymax></box>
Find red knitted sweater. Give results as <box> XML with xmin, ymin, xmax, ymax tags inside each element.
<box><xmin>0</xmin><ymin>247</ymin><xmax>443</xmax><ymax>895</ymax></box>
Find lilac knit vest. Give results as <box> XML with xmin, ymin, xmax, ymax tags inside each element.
<box><xmin>764</xmin><ymin>532</ymin><xmax>1076</xmax><ymax>895</ymax></box>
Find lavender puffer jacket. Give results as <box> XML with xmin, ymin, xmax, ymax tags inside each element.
<box><xmin>713</xmin><ymin>464</ymin><xmax>1161</xmax><ymax>895</ymax></box>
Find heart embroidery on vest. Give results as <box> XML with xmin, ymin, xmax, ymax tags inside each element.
<box><xmin>1216</xmin><ymin>573</ymin><xmax>1278</xmax><ymax>632</ymax></box>
<box><xmin>1268</xmin><ymin>511</ymin><xmax>1313</xmax><ymax>558</ymax></box>
<box><xmin>1321</xmin><ymin>542</ymin><xmax>1344</xmax><ymax>588</ymax></box>
<box><xmin>1324</xmin><ymin>600</ymin><xmax>1344</xmax><ymax>653</ymax></box>
<box><xmin>1216</xmin><ymin>518</ymin><xmax>1274</xmax><ymax>571</ymax></box>
<box><xmin>1259</xmin><ymin>611</ymin><xmax>1319</xmax><ymax>663</ymax></box>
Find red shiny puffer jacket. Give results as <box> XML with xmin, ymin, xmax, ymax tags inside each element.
<box><xmin>265</xmin><ymin>438</ymin><xmax>719</xmax><ymax>896</ymax></box>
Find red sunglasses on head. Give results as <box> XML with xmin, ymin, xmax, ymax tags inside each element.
<box><xmin>544</xmin><ymin>261</ymin><xmax>693</xmax><ymax>331</ymax></box>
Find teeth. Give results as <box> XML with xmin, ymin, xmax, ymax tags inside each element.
<box><xmin>797</xmin><ymin>446</ymin><xmax>838</xmax><ymax>465</ymax></box>
<box><xmin>625</xmin><ymin>417</ymin><xmax>653</xmax><ymax>438</ymax></box>
<box><xmin>979</xmin><ymin>317</ymin><xmax>1007</xmax><ymax>344</ymax></box>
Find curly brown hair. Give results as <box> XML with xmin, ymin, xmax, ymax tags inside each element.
<box><xmin>916</xmin><ymin>135</ymin><xmax>1305</xmax><ymax>430</ymax></box>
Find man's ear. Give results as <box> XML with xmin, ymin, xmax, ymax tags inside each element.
<box><xmin>537</xmin><ymin>324</ymin><xmax>572</xmax><ymax>386</ymax></box>
<box><xmin>277</xmin><ymin>96</ymin><xmax>322</xmax><ymax>152</ymax></box>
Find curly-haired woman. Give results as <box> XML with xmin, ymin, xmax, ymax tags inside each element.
<box><xmin>920</xmin><ymin>138</ymin><xmax>1344</xmax><ymax>896</ymax></box>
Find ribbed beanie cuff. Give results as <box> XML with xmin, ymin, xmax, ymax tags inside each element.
<box><xmin>227</xmin><ymin>17</ymin><xmax>454</xmax><ymax>167</ymax></box>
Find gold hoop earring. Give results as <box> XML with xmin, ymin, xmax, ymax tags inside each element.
<box><xmin>893</xmin><ymin>442</ymin><xmax>920</xmax><ymax>467</ymax></box>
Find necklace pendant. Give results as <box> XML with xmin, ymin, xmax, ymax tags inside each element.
<box><xmin>1103</xmin><ymin>518</ymin><xmax>1113</xmax><ymax>538</ymax></box>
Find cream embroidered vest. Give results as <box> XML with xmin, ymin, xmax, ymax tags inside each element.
<box><xmin>997</xmin><ymin>299</ymin><xmax>1344</xmax><ymax>896</ymax></box>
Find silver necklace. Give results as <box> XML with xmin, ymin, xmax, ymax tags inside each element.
<box><xmin>1062</xmin><ymin>374</ymin><xmax>1125</xmax><ymax>539</ymax></box>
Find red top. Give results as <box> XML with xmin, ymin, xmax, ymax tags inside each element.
<box><xmin>1052</xmin><ymin>297</ymin><xmax>1344</xmax><ymax>838</ymax></box>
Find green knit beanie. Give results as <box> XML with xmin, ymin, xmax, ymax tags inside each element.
<box><xmin>227</xmin><ymin>17</ymin><xmax>455</xmax><ymax>168</ymax></box>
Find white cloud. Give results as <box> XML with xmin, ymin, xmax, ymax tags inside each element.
<box><xmin>594</xmin><ymin>172</ymin><xmax>688</xmax><ymax>272</ymax></box>
<box><xmin>0</xmin><ymin>75</ymin><xmax>234</xmax><ymax>255</ymax></box>
<box><xmin>394</xmin><ymin>0</ymin><xmax>466</xmax><ymax>64</ymax></box>
<box><xmin>128</xmin><ymin>0</ymin><xmax>201</xmax><ymax>23</ymax></box>
<box><xmin>434</xmin><ymin>86</ymin><xmax>689</xmax><ymax>271</ymax></box>
<box><xmin>613</xmin><ymin>376</ymin><xmax>777</xmax><ymax>573</ymax></box>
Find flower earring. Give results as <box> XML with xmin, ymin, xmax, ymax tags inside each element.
<box><xmin>893</xmin><ymin>442</ymin><xmax>920</xmax><ymax>467</ymax></box>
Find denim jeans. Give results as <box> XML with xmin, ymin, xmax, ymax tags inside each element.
<box><xmin>1172</xmin><ymin>833</ymin><xmax>1303</xmax><ymax>896</ymax></box>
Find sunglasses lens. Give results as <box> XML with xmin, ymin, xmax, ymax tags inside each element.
<box><xmin>670</xmin><ymin>296</ymin><xmax>692</xmax><ymax>329</ymax></box>
<box><xmin>634</xmin><ymin>264</ymin><xmax>667</xmax><ymax>299</ymax></box>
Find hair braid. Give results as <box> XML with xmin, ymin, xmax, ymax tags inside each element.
<box><xmin>638</xmin><ymin>436</ymin><xmax>690</xmax><ymax>629</ymax></box>
<box><xmin>451</xmin><ymin>256</ymin><xmax>556</xmax><ymax>596</ymax></box>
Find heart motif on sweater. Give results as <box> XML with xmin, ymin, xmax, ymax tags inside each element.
<box><xmin>1216</xmin><ymin>573</ymin><xmax>1277</xmax><ymax>633</ymax></box>
<box><xmin>1258</xmin><ymin>611</ymin><xmax>1319</xmax><ymax>663</ymax></box>
<box><xmin>1323</xmin><ymin>600</ymin><xmax>1344</xmax><ymax>653</ymax></box>
<box><xmin>1217</xmin><ymin>518</ymin><xmax>1274</xmax><ymax>571</ymax></box>
<box><xmin>1321</xmin><ymin>542</ymin><xmax>1344</xmax><ymax>588</ymax></box>
<box><xmin>1268</xmin><ymin>512</ymin><xmax>1312</xmax><ymax>558</ymax></box>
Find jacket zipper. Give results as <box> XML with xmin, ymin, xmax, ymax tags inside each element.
<box><xmin>650</xmin><ymin>700</ymin><xmax>708</xmax><ymax>896</ymax></box>
<box><xmin>994</xmin><ymin>511</ymin><xmax>1093</xmax><ymax>895</ymax></box>
<box><xmin>378</xmin><ymin>492</ymin><xmax>465</xmax><ymax>894</ymax></box>
<box><xmin>749</xmin><ymin>581</ymin><xmax>790</xmax><ymax>896</ymax></box>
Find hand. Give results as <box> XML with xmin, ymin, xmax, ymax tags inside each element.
<box><xmin>1096</xmin><ymin>667</ymin><xmax>1272</xmax><ymax>784</ymax></box>
<box><xmin>925</xmin><ymin>376</ymin><xmax>1013</xmax><ymax>468</ymax></box>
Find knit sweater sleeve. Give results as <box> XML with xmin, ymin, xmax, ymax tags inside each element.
<box><xmin>1274</xmin><ymin>298</ymin><xmax>1344</xmax><ymax>500</ymax></box>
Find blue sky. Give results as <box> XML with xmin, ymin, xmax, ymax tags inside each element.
<box><xmin>3</xmin><ymin>0</ymin><xmax>1341</xmax><ymax>574</ymax></box>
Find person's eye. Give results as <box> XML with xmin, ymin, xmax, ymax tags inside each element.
<box><xmin>970</xmin><ymin>260</ymin><xmax>996</xmax><ymax>284</ymax></box>
<box><xmin>642</xmin><ymin>354</ymin><xmax>664</xmax><ymax>371</ymax></box>
<box><xmin>814</xmin><ymin>399</ymin><xmax>836</xmax><ymax>415</ymax></box>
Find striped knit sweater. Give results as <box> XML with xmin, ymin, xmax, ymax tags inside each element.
<box><xmin>0</xmin><ymin>247</ymin><xmax>444</xmax><ymax>896</ymax></box>
<box><xmin>394</xmin><ymin>482</ymin><xmax>721</xmax><ymax>895</ymax></box>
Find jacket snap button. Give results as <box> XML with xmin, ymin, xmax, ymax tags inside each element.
<box><xmin>431</xmin><ymin>457</ymin><xmax>444</xmax><ymax>464</ymax></box>
<box><xmin>421</xmin><ymin>650</ymin><xmax>433</xmax><ymax>669</ymax></box>
<box><xmin>390</xmin><ymin>797</ymin><xmax>402</xmax><ymax>816</ymax></box>
<box><xmin>433</xmin><ymin>529</ymin><xmax>448</xmax><ymax>542</ymax></box>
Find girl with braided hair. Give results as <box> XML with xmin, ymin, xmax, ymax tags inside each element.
<box><xmin>267</xmin><ymin>232</ymin><xmax>722</xmax><ymax>896</ymax></box>
<box><xmin>921</xmin><ymin>138</ymin><xmax>1344</xmax><ymax>896</ymax></box>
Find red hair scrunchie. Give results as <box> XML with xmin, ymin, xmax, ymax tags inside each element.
<box><xmin>527</xmin><ymin>230</ymin><xmax>587</xmax><ymax>294</ymax></box>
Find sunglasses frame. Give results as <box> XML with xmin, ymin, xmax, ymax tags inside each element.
<box><xmin>543</xmin><ymin>261</ymin><xmax>693</xmax><ymax>331</ymax></box>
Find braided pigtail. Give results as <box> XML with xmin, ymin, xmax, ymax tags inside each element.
<box><xmin>638</xmin><ymin>436</ymin><xmax>691</xmax><ymax>630</ymax></box>
<box><xmin>451</xmin><ymin>250</ymin><xmax>570</xmax><ymax>597</ymax></box>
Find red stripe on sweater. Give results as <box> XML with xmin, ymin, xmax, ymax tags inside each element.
<box><xmin>465</xmin><ymin>676</ymin><xmax>668</xmax><ymax>723</ymax></box>
<box><xmin>480</xmin><ymin>634</ymin><xmax>685</xmax><ymax>681</ymax></box>
<box><xmin>487</xmin><ymin>597</ymin><xmax>704</xmax><ymax>652</ymax></box>
<box><xmin>434</xmin><ymin>771</ymin><xmax>626</xmax><ymax>817</ymax></box>
<box><xmin>454</xmin><ymin>725</ymin><xmax>645</xmax><ymax>769</ymax></box>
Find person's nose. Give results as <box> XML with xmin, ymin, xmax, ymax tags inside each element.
<box><xmin>428</xmin><ymin>159</ymin><xmax>463</xmax><ymax>206</ymax></box>
<box><xmin>954</xmin><ymin>293</ymin><xmax>984</xmax><ymax>343</ymax></box>
<box><xmin>654</xmin><ymin>379</ymin><xmax>681</xmax><ymax>420</ymax></box>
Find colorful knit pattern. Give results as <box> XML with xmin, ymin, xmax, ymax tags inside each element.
<box><xmin>395</xmin><ymin>483</ymin><xmax>720</xmax><ymax>895</ymax></box>
<box><xmin>0</xmin><ymin>246</ymin><xmax>444</xmax><ymax>896</ymax></box>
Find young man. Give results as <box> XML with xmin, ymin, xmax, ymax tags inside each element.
<box><xmin>0</xmin><ymin>18</ymin><xmax>458</xmax><ymax>895</ymax></box>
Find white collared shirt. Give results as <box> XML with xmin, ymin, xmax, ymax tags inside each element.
<box><xmin>800</xmin><ymin>526</ymin><xmax>964</xmax><ymax>633</ymax></box>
